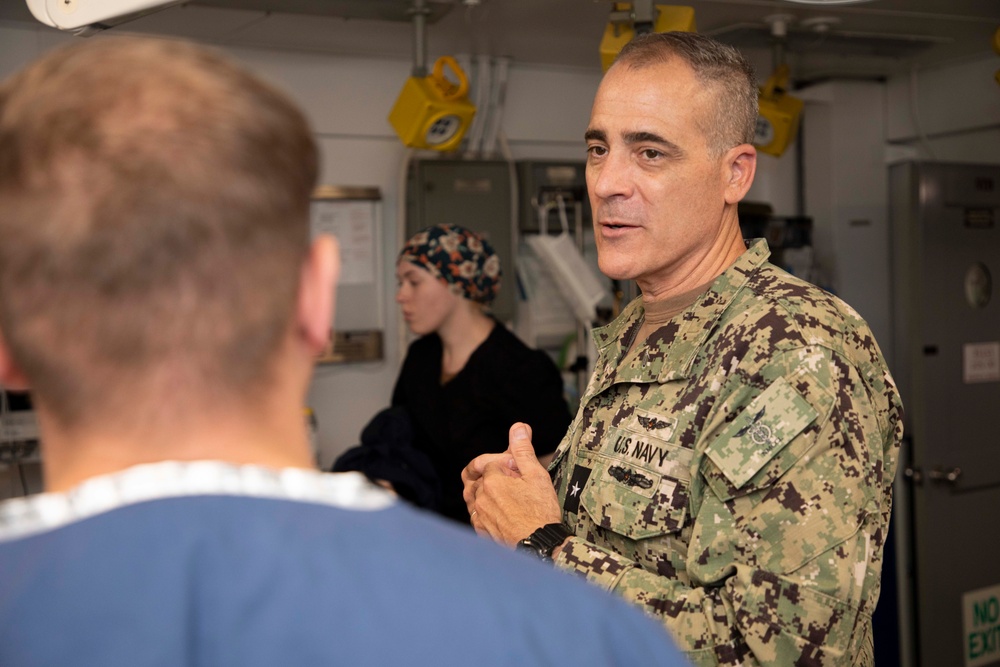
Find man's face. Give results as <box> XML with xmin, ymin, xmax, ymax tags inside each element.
<box><xmin>585</xmin><ymin>57</ymin><xmax>731</xmax><ymax>296</ymax></box>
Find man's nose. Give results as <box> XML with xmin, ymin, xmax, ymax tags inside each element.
<box><xmin>589</xmin><ymin>155</ymin><xmax>633</xmax><ymax>201</ymax></box>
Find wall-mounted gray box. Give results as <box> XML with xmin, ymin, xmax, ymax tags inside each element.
<box><xmin>516</xmin><ymin>160</ymin><xmax>590</xmax><ymax>235</ymax></box>
<box><xmin>406</xmin><ymin>159</ymin><xmax>514</xmax><ymax>323</ymax></box>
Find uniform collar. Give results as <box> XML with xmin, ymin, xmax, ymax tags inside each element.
<box><xmin>591</xmin><ymin>239</ymin><xmax>771</xmax><ymax>385</ymax></box>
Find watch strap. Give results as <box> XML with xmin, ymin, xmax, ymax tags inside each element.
<box><xmin>517</xmin><ymin>522</ymin><xmax>573</xmax><ymax>561</ymax></box>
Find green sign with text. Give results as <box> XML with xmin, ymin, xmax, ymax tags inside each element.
<box><xmin>964</xmin><ymin>584</ymin><xmax>1000</xmax><ymax>667</ymax></box>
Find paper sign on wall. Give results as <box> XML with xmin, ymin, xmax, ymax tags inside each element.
<box><xmin>310</xmin><ymin>200</ymin><xmax>376</xmax><ymax>286</ymax></box>
<box><xmin>963</xmin><ymin>342</ymin><xmax>1000</xmax><ymax>384</ymax></box>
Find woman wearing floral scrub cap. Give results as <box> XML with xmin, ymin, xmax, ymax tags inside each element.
<box><xmin>391</xmin><ymin>224</ymin><xmax>571</xmax><ymax>525</ymax></box>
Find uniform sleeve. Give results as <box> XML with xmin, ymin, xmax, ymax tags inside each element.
<box><xmin>554</xmin><ymin>346</ymin><xmax>900</xmax><ymax>666</ymax></box>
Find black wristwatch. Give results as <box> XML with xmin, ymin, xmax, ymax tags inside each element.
<box><xmin>516</xmin><ymin>522</ymin><xmax>574</xmax><ymax>563</ymax></box>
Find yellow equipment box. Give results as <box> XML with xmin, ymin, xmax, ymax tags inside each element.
<box><xmin>388</xmin><ymin>56</ymin><xmax>476</xmax><ymax>152</ymax></box>
<box><xmin>599</xmin><ymin>4</ymin><xmax>696</xmax><ymax>72</ymax></box>
<box><xmin>755</xmin><ymin>65</ymin><xmax>803</xmax><ymax>158</ymax></box>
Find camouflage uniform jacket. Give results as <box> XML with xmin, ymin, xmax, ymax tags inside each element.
<box><xmin>549</xmin><ymin>239</ymin><xmax>903</xmax><ymax>666</ymax></box>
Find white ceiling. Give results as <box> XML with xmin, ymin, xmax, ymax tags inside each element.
<box><xmin>1</xmin><ymin>0</ymin><xmax>998</xmax><ymax>83</ymax></box>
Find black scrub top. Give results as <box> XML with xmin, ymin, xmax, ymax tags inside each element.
<box><xmin>392</xmin><ymin>322</ymin><xmax>572</xmax><ymax>524</ymax></box>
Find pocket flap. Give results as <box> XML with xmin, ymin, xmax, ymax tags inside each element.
<box><xmin>707</xmin><ymin>377</ymin><xmax>818</xmax><ymax>491</ymax></box>
<box><xmin>579</xmin><ymin>455</ymin><xmax>688</xmax><ymax>540</ymax></box>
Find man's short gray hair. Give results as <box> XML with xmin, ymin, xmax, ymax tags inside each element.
<box><xmin>614</xmin><ymin>32</ymin><xmax>758</xmax><ymax>156</ymax></box>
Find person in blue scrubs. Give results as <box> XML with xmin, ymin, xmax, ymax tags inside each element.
<box><xmin>0</xmin><ymin>36</ymin><xmax>686</xmax><ymax>667</ymax></box>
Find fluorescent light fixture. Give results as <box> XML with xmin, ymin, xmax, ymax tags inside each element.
<box><xmin>25</xmin><ymin>0</ymin><xmax>183</xmax><ymax>34</ymax></box>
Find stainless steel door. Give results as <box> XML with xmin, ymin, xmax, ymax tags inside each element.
<box><xmin>891</xmin><ymin>161</ymin><xmax>1000</xmax><ymax>667</ymax></box>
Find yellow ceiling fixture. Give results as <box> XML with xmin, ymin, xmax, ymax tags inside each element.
<box><xmin>752</xmin><ymin>15</ymin><xmax>803</xmax><ymax>158</ymax></box>
<box><xmin>993</xmin><ymin>26</ymin><xmax>999</xmax><ymax>86</ymax></box>
<box><xmin>755</xmin><ymin>64</ymin><xmax>803</xmax><ymax>158</ymax></box>
<box><xmin>387</xmin><ymin>0</ymin><xmax>476</xmax><ymax>152</ymax></box>
<box><xmin>599</xmin><ymin>3</ymin><xmax>696</xmax><ymax>72</ymax></box>
<box><xmin>389</xmin><ymin>55</ymin><xmax>476</xmax><ymax>152</ymax></box>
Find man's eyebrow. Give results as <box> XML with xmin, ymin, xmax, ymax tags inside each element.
<box><xmin>623</xmin><ymin>131</ymin><xmax>684</xmax><ymax>156</ymax></box>
<box><xmin>584</xmin><ymin>128</ymin><xmax>684</xmax><ymax>157</ymax></box>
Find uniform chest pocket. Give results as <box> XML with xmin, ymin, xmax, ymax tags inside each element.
<box><xmin>579</xmin><ymin>453</ymin><xmax>689</xmax><ymax>540</ymax></box>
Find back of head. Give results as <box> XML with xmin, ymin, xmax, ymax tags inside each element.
<box><xmin>0</xmin><ymin>37</ymin><xmax>319</xmax><ymax>430</ymax></box>
<box><xmin>614</xmin><ymin>32</ymin><xmax>758</xmax><ymax>157</ymax></box>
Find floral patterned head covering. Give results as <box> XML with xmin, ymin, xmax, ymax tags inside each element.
<box><xmin>398</xmin><ymin>224</ymin><xmax>502</xmax><ymax>304</ymax></box>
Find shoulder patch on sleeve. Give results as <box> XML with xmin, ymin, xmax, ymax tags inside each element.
<box><xmin>707</xmin><ymin>376</ymin><xmax>818</xmax><ymax>490</ymax></box>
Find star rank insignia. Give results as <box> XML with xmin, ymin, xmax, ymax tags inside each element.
<box><xmin>563</xmin><ymin>465</ymin><xmax>591</xmax><ymax>514</ymax></box>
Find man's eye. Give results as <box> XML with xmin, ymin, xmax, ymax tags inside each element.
<box><xmin>587</xmin><ymin>145</ymin><xmax>607</xmax><ymax>157</ymax></box>
<box><xmin>641</xmin><ymin>149</ymin><xmax>662</xmax><ymax>159</ymax></box>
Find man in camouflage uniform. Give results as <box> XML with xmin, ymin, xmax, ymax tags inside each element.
<box><xmin>463</xmin><ymin>31</ymin><xmax>903</xmax><ymax>666</ymax></box>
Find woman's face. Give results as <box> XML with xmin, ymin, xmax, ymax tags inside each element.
<box><xmin>395</xmin><ymin>260</ymin><xmax>461</xmax><ymax>336</ymax></box>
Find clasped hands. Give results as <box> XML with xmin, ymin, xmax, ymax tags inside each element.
<box><xmin>461</xmin><ymin>422</ymin><xmax>563</xmax><ymax>547</ymax></box>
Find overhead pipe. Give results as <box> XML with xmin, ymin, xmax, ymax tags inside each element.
<box><xmin>410</xmin><ymin>0</ymin><xmax>430</xmax><ymax>77</ymax></box>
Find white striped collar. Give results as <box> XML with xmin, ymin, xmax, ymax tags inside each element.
<box><xmin>0</xmin><ymin>461</ymin><xmax>395</xmax><ymax>543</ymax></box>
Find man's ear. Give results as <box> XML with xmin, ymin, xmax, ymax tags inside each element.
<box><xmin>0</xmin><ymin>329</ymin><xmax>30</xmax><ymax>391</ymax></box>
<box><xmin>722</xmin><ymin>143</ymin><xmax>757</xmax><ymax>205</ymax></box>
<box><xmin>296</xmin><ymin>235</ymin><xmax>340</xmax><ymax>357</ymax></box>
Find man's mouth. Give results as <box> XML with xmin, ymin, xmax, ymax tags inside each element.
<box><xmin>600</xmin><ymin>221</ymin><xmax>637</xmax><ymax>230</ymax></box>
